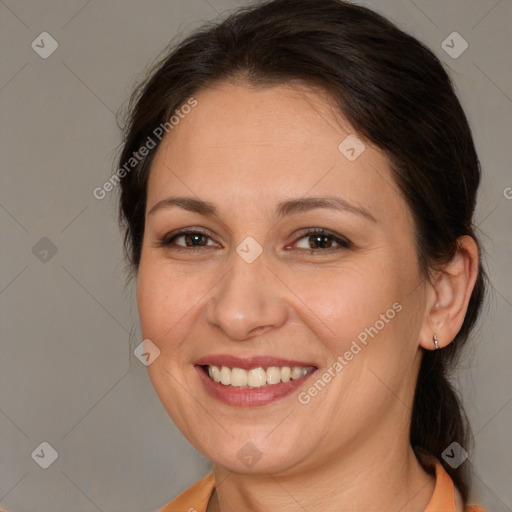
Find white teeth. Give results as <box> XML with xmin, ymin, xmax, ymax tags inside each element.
<box><xmin>205</xmin><ymin>365</ymin><xmax>314</xmax><ymax>388</ymax></box>
<box><xmin>209</xmin><ymin>365</ymin><xmax>221</xmax><ymax>382</ymax></box>
<box><xmin>266</xmin><ymin>367</ymin><xmax>281</xmax><ymax>385</ymax></box>
<box><xmin>290</xmin><ymin>367</ymin><xmax>306</xmax><ymax>379</ymax></box>
<box><xmin>281</xmin><ymin>366</ymin><xmax>291</xmax><ymax>382</ymax></box>
<box><xmin>220</xmin><ymin>366</ymin><xmax>231</xmax><ymax>385</ymax></box>
<box><xmin>247</xmin><ymin>368</ymin><xmax>267</xmax><ymax>387</ymax></box>
<box><xmin>231</xmin><ymin>367</ymin><xmax>248</xmax><ymax>387</ymax></box>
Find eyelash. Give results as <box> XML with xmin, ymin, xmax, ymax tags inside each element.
<box><xmin>156</xmin><ymin>228</ymin><xmax>352</xmax><ymax>255</ymax></box>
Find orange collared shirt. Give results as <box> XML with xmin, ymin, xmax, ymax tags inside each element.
<box><xmin>158</xmin><ymin>460</ymin><xmax>487</xmax><ymax>512</ymax></box>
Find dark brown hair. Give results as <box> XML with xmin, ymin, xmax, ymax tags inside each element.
<box><xmin>117</xmin><ymin>0</ymin><xmax>485</xmax><ymax>502</ymax></box>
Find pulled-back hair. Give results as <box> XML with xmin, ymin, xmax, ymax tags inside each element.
<box><xmin>117</xmin><ymin>0</ymin><xmax>486</xmax><ymax>501</ymax></box>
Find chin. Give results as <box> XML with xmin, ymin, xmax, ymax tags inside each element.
<box><xmin>196</xmin><ymin>431</ymin><xmax>311</xmax><ymax>475</ymax></box>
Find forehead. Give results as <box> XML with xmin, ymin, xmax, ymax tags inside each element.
<box><xmin>147</xmin><ymin>81</ymin><xmax>409</xmax><ymax>225</ymax></box>
<box><xmin>153</xmin><ymin>81</ymin><xmax>354</xmax><ymax>175</ymax></box>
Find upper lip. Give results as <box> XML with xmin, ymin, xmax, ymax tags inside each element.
<box><xmin>194</xmin><ymin>355</ymin><xmax>317</xmax><ymax>370</ymax></box>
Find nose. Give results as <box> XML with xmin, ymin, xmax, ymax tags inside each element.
<box><xmin>204</xmin><ymin>249</ymin><xmax>288</xmax><ymax>341</ymax></box>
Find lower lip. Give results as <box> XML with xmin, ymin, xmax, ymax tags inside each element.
<box><xmin>195</xmin><ymin>366</ymin><xmax>317</xmax><ymax>407</ymax></box>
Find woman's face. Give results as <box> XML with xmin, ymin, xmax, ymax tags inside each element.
<box><xmin>137</xmin><ymin>81</ymin><xmax>429</xmax><ymax>474</ymax></box>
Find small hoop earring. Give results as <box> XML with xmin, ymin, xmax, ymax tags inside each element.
<box><xmin>433</xmin><ymin>333</ymin><xmax>439</xmax><ymax>350</ymax></box>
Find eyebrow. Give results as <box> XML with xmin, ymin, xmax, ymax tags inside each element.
<box><xmin>148</xmin><ymin>195</ymin><xmax>376</xmax><ymax>222</ymax></box>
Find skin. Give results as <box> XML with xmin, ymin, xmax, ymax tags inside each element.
<box><xmin>136</xmin><ymin>81</ymin><xmax>478</xmax><ymax>511</ymax></box>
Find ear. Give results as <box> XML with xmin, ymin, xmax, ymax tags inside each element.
<box><xmin>418</xmin><ymin>235</ymin><xmax>479</xmax><ymax>351</ymax></box>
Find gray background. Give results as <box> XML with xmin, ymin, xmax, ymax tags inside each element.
<box><xmin>0</xmin><ymin>0</ymin><xmax>510</xmax><ymax>511</ymax></box>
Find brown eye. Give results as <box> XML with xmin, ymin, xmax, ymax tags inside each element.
<box><xmin>293</xmin><ymin>229</ymin><xmax>351</xmax><ymax>253</ymax></box>
<box><xmin>157</xmin><ymin>229</ymin><xmax>220</xmax><ymax>251</ymax></box>
<box><xmin>179</xmin><ymin>232</ymin><xmax>209</xmax><ymax>247</ymax></box>
<box><xmin>307</xmin><ymin>234</ymin><xmax>335</xmax><ymax>249</ymax></box>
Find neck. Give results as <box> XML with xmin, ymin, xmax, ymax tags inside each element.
<box><xmin>208</xmin><ymin>436</ymin><xmax>436</xmax><ymax>512</ymax></box>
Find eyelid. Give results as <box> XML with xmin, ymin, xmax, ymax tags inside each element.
<box><xmin>156</xmin><ymin>227</ymin><xmax>220</xmax><ymax>249</ymax></box>
<box><xmin>156</xmin><ymin>227</ymin><xmax>352</xmax><ymax>254</ymax></box>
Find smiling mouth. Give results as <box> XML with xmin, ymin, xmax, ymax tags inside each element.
<box><xmin>201</xmin><ymin>364</ymin><xmax>316</xmax><ymax>388</ymax></box>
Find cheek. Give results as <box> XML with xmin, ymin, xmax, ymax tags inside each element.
<box><xmin>136</xmin><ymin>259</ymin><xmax>218</xmax><ymax>349</ymax></box>
<box><xmin>286</xmin><ymin>259</ymin><xmax>404</xmax><ymax>346</ymax></box>
<box><xmin>136</xmin><ymin>262</ymin><xmax>185</xmax><ymax>345</ymax></box>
